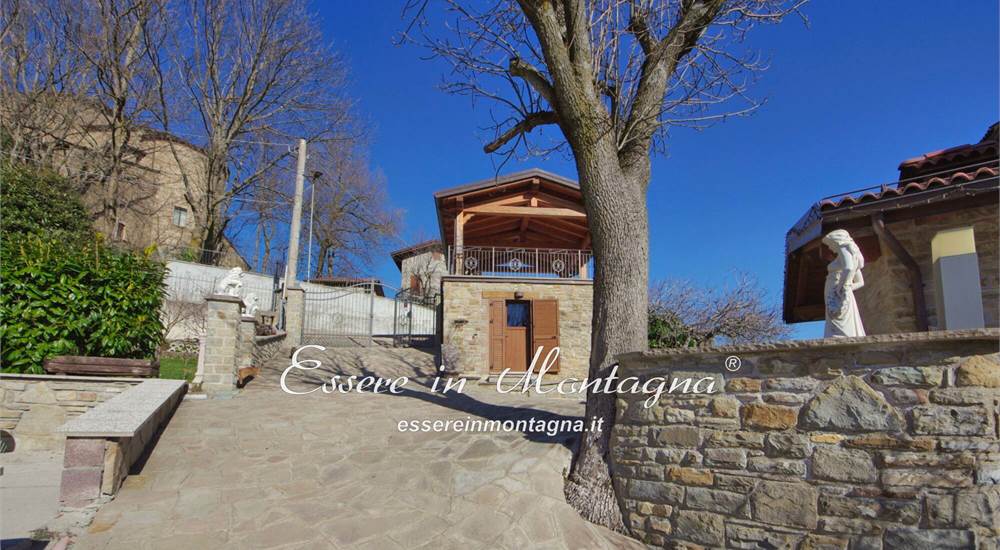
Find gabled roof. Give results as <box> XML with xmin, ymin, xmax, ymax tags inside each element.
<box><xmin>432</xmin><ymin>168</ymin><xmax>580</xmax><ymax>200</ymax></box>
<box><xmin>390</xmin><ymin>240</ymin><xmax>442</xmax><ymax>270</ymax></box>
<box><xmin>433</xmin><ymin>168</ymin><xmax>590</xmax><ymax>249</ymax></box>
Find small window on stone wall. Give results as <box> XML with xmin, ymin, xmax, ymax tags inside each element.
<box><xmin>172</xmin><ymin>207</ymin><xmax>188</xmax><ymax>227</ymax></box>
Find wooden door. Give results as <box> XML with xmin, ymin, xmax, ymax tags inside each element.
<box><xmin>504</xmin><ymin>327</ymin><xmax>528</xmax><ymax>371</ymax></box>
<box><xmin>503</xmin><ymin>300</ymin><xmax>531</xmax><ymax>371</ymax></box>
<box><xmin>531</xmin><ymin>299</ymin><xmax>560</xmax><ymax>373</ymax></box>
<box><xmin>488</xmin><ymin>300</ymin><xmax>505</xmax><ymax>372</ymax></box>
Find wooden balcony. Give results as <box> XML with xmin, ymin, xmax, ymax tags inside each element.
<box><xmin>447</xmin><ymin>246</ymin><xmax>593</xmax><ymax>279</ymax></box>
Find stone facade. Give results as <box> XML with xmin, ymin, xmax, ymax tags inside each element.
<box><xmin>0</xmin><ymin>374</ymin><xmax>142</xmax><ymax>450</ymax></box>
<box><xmin>441</xmin><ymin>276</ymin><xmax>593</xmax><ymax>380</ymax></box>
<box><xmin>401</xmin><ymin>249</ymin><xmax>447</xmax><ymax>301</ymax></box>
<box><xmin>611</xmin><ymin>329</ymin><xmax>999</xmax><ymax>549</ymax></box>
<box><xmin>856</xmin><ymin>205</ymin><xmax>998</xmax><ymax>334</ymax></box>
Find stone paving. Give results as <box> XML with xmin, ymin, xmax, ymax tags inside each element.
<box><xmin>69</xmin><ymin>346</ymin><xmax>643</xmax><ymax>549</ymax></box>
<box><xmin>1</xmin><ymin>449</ymin><xmax>63</xmax><ymax>543</ymax></box>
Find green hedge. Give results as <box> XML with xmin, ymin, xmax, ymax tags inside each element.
<box><xmin>0</xmin><ymin>163</ymin><xmax>92</xmax><ymax>243</ymax></box>
<box><xmin>0</xmin><ymin>164</ymin><xmax>167</xmax><ymax>373</ymax></box>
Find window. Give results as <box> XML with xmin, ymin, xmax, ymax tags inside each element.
<box><xmin>113</xmin><ymin>222</ymin><xmax>126</xmax><ymax>241</ymax></box>
<box><xmin>410</xmin><ymin>274</ymin><xmax>422</xmax><ymax>292</ymax></box>
<box><xmin>506</xmin><ymin>301</ymin><xmax>530</xmax><ymax>327</ymax></box>
<box><xmin>172</xmin><ymin>207</ymin><xmax>188</xmax><ymax>227</ymax></box>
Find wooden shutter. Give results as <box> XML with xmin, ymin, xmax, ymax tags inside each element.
<box><xmin>531</xmin><ymin>299</ymin><xmax>560</xmax><ymax>373</ymax></box>
<box><xmin>488</xmin><ymin>300</ymin><xmax>505</xmax><ymax>372</ymax></box>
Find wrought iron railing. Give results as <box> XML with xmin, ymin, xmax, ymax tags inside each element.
<box><xmin>447</xmin><ymin>246</ymin><xmax>593</xmax><ymax>279</ymax></box>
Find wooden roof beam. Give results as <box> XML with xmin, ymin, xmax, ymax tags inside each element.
<box><xmin>463</xmin><ymin>204</ymin><xmax>586</xmax><ymax>218</ymax></box>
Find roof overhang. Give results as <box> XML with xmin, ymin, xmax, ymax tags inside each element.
<box><xmin>782</xmin><ymin>173</ymin><xmax>999</xmax><ymax>323</ymax></box>
<box><xmin>433</xmin><ymin>168</ymin><xmax>591</xmax><ymax>249</ymax></box>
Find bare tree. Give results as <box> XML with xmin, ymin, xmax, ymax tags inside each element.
<box><xmin>1</xmin><ymin>0</ymin><xmax>172</xmax><ymax>237</ymax></box>
<box><xmin>649</xmin><ymin>273</ymin><xmax>790</xmax><ymax>348</ymax></box>
<box><xmin>155</xmin><ymin>0</ymin><xmax>359</xmax><ymax>265</ymax></box>
<box><xmin>306</xmin><ymin>142</ymin><xmax>401</xmax><ymax>279</ymax></box>
<box><xmin>0</xmin><ymin>0</ymin><xmax>91</xmax><ymax>163</ymax></box>
<box><xmin>404</xmin><ymin>0</ymin><xmax>807</xmax><ymax>529</ymax></box>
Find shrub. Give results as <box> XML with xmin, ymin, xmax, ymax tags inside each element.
<box><xmin>0</xmin><ymin>162</ymin><xmax>92</xmax><ymax>243</ymax></box>
<box><xmin>0</xmin><ymin>237</ymin><xmax>166</xmax><ymax>374</ymax></box>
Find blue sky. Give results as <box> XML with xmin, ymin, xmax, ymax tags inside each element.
<box><xmin>308</xmin><ymin>1</ymin><xmax>999</xmax><ymax>339</ymax></box>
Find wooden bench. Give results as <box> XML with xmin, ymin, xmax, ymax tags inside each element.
<box><xmin>56</xmin><ymin>379</ymin><xmax>186</xmax><ymax>506</ymax></box>
<box><xmin>44</xmin><ymin>355</ymin><xmax>159</xmax><ymax>378</ymax></box>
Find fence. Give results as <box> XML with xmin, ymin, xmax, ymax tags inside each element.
<box><xmin>161</xmin><ymin>261</ymin><xmax>438</xmax><ymax>347</ymax></box>
<box><xmin>448</xmin><ymin>246</ymin><xmax>593</xmax><ymax>279</ymax></box>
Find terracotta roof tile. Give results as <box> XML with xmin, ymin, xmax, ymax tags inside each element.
<box><xmin>818</xmin><ymin>164</ymin><xmax>999</xmax><ymax>211</ymax></box>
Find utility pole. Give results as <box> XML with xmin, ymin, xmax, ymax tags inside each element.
<box><xmin>284</xmin><ymin>138</ymin><xmax>306</xmax><ymax>294</ymax></box>
<box><xmin>306</xmin><ymin>171</ymin><xmax>321</xmax><ymax>279</ymax></box>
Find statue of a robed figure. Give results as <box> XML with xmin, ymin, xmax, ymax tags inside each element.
<box><xmin>823</xmin><ymin>229</ymin><xmax>866</xmax><ymax>337</ymax></box>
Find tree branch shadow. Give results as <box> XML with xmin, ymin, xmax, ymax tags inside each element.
<box><xmin>263</xmin><ymin>348</ymin><xmax>585</xmax><ymax>450</ymax></box>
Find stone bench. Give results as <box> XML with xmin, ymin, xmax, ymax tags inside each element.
<box><xmin>57</xmin><ymin>379</ymin><xmax>187</xmax><ymax>507</ymax></box>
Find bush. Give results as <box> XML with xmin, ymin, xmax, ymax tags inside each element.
<box><xmin>0</xmin><ymin>236</ymin><xmax>167</xmax><ymax>374</ymax></box>
<box><xmin>0</xmin><ymin>162</ymin><xmax>92</xmax><ymax>243</ymax></box>
<box><xmin>648</xmin><ymin>311</ymin><xmax>700</xmax><ymax>349</ymax></box>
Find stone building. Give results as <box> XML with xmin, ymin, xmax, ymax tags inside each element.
<box><xmin>7</xmin><ymin>95</ymin><xmax>248</xmax><ymax>269</ymax></box>
<box><xmin>784</xmin><ymin>123</ymin><xmax>999</xmax><ymax>334</ymax></box>
<box><xmin>390</xmin><ymin>240</ymin><xmax>448</xmax><ymax>301</ymax></box>
<box><xmin>428</xmin><ymin>169</ymin><xmax>594</xmax><ymax>380</ymax></box>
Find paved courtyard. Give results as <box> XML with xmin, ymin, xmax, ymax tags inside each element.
<box><xmin>69</xmin><ymin>346</ymin><xmax>643</xmax><ymax>549</ymax></box>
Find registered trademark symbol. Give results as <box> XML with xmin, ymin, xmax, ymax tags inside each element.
<box><xmin>724</xmin><ymin>355</ymin><xmax>742</xmax><ymax>372</ymax></box>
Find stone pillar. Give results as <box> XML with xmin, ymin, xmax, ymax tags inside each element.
<box><xmin>202</xmin><ymin>294</ymin><xmax>243</xmax><ymax>396</ymax></box>
<box><xmin>60</xmin><ymin>437</ymin><xmax>105</xmax><ymax>507</ymax></box>
<box><xmin>282</xmin><ymin>286</ymin><xmax>305</xmax><ymax>352</ymax></box>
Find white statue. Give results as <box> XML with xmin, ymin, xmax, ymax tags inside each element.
<box><xmin>216</xmin><ymin>267</ymin><xmax>244</xmax><ymax>297</ymax></box>
<box><xmin>245</xmin><ymin>294</ymin><xmax>260</xmax><ymax>316</ymax></box>
<box><xmin>823</xmin><ymin>229</ymin><xmax>866</xmax><ymax>337</ymax></box>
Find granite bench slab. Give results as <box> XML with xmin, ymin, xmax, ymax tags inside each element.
<box><xmin>58</xmin><ymin>379</ymin><xmax>187</xmax><ymax>437</ymax></box>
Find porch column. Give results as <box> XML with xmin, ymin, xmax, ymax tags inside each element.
<box><xmin>579</xmin><ymin>235</ymin><xmax>591</xmax><ymax>279</ymax></box>
<box><xmin>454</xmin><ymin>212</ymin><xmax>466</xmax><ymax>273</ymax></box>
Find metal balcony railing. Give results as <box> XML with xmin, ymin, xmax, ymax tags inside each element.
<box><xmin>447</xmin><ymin>246</ymin><xmax>593</xmax><ymax>279</ymax></box>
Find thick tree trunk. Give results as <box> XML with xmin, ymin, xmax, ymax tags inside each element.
<box><xmin>564</xmin><ymin>146</ymin><xmax>650</xmax><ymax>533</ymax></box>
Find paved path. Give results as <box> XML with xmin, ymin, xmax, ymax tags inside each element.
<box><xmin>1</xmin><ymin>449</ymin><xmax>62</xmax><ymax>544</ymax></box>
<box><xmin>70</xmin><ymin>346</ymin><xmax>642</xmax><ymax>549</ymax></box>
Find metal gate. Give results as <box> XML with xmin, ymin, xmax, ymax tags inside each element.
<box><xmin>299</xmin><ymin>281</ymin><xmax>439</xmax><ymax>347</ymax></box>
<box><xmin>392</xmin><ymin>288</ymin><xmax>439</xmax><ymax>348</ymax></box>
<box><xmin>301</xmin><ymin>282</ymin><xmax>377</xmax><ymax>346</ymax></box>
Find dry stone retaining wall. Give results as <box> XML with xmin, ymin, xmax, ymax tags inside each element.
<box><xmin>611</xmin><ymin>329</ymin><xmax>999</xmax><ymax>550</ymax></box>
<box><xmin>252</xmin><ymin>331</ymin><xmax>286</xmax><ymax>367</ymax></box>
<box><xmin>0</xmin><ymin>374</ymin><xmax>143</xmax><ymax>450</ymax></box>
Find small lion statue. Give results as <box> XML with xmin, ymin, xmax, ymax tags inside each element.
<box><xmin>216</xmin><ymin>267</ymin><xmax>244</xmax><ymax>297</ymax></box>
<box><xmin>244</xmin><ymin>294</ymin><xmax>260</xmax><ymax>316</ymax></box>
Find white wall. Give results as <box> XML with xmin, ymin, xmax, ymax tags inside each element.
<box><xmin>164</xmin><ymin>261</ymin><xmax>278</xmax><ymax>310</ymax></box>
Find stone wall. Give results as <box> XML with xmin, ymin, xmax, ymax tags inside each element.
<box><xmin>857</xmin><ymin>204</ymin><xmax>999</xmax><ymax>334</ymax></box>
<box><xmin>441</xmin><ymin>276</ymin><xmax>593</xmax><ymax>380</ymax></box>
<box><xmin>252</xmin><ymin>331</ymin><xmax>286</xmax><ymax>367</ymax></box>
<box><xmin>0</xmin><ymin>374</ymin><xmax>143</xmax><ymax>450</ymax></box>
<box><xmin>611</xmin><ymin>329</ymin><xmax>999</xmax><ymax>549</ymax></box>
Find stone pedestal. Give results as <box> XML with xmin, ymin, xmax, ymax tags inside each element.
<box><xmin>201</xmin><ymin>294</ymin><xmax>243</xmax><ymax>395</ymax></box>
<box><xmin>282</xmin><ymin>286</ymin><xmax>305</xmax><ymax>352</ymax></box>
